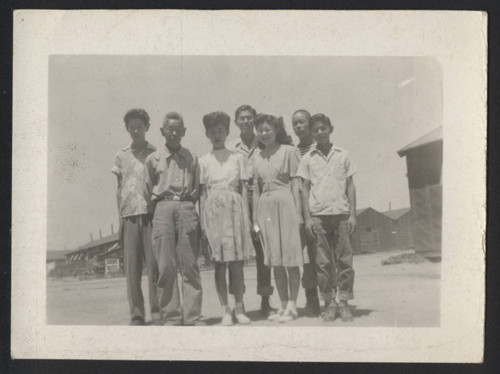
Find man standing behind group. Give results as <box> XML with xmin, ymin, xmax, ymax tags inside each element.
<box><xmin>227</xmin><ymin>105</ymin><xmax>275</xmax><ymax>317</ymax></box>
<box><xmin>291</xmin><ymin>109</ymin><xmax>320</xmax><ymax>317</ymax></box>
<box><xmin>112</xmin><ymin>108</ymin><xmax>160</xmax><ymax>326</ymax></box>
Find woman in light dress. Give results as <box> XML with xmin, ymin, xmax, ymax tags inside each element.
<box><xmin>251</xmin><ymin>114</ymin><xmax>304</xmax><ymax>322</ymax></box>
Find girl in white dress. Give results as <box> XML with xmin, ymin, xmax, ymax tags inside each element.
<box><xmin>199</xmin><ymin>111</ymin><xmax>254</xmax><ymax>325</ymax></box>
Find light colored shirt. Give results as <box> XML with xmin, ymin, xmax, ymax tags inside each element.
<box><xmin>226</xmin><ymin>136</ymin><xmax>259</xmax><ymax>159</ymax></box>
<box><xmin>199</xmin><ymin>149</ymin><xmax>249</xmax><ymax>194</ymax></box>
<box><xmin>227</xmin><ymin>136</ymin><xmax>259</xmax><ymax>193</ymax></box>
<box><xmin>296</xmin><ymin>144</ymin><xmax>357</xmax><ymax>216</ymax></box>
<box><xmin>251</xmin><ymin>144</ymin><xmax>299</xmax><ymax>189</ymax></box>
<box><xmin>112</xmin><ymin>142</ymin><xmax>157</xmax><ymax>218</ymax></box>
<box><xmin>144</xmin><ymin>145</ymin><xmax>200</xmax><ymax>203</ymax></box>
<box><xmin>295</xmin><ymin>142</ymin><xmax>315</xmax><ymax>191</ymax></box>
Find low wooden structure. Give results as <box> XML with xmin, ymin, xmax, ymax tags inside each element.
<box><xmin>397</xmin><ymin>126</ymin><xmax>442</xmax><ymax>258</ymax></box>
<box><xmin>351</xmin><ymin>207</ymin><xmax>414</xmax><ymax>253</ymax></box>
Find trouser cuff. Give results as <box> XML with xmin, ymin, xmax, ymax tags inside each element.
<box><xmin>337</xmin><ymin>291</ymin><xmax>354</xmax><ymax>301</ymax></box>
<box><xmin>320</xmin><ymin>290</ymin><xmax>335</xmax><ymax>303</ymax></box>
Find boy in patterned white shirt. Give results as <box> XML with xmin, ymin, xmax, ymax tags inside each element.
<box><xmin>112</xmin><ymin>108</ymin><xmax>160</xmax><ymax>326</ymax></box>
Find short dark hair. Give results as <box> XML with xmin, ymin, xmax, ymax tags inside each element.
<box><xmin>123</xmin><ymin>108</ymin><xmax>150</xmax><ymax>128</ymax></box>
<box><xmin>310</xmin><ymin>113</ymin><xmax>332</xmax><ymax>129</ymax></box>
<box><xmin>254</xmin><ymin>113</ymin><xmax>294</xmax><ymax>149</ymax></box>
<box><xmin>163</xmin><ymin>111</ymin><xmax>184</xmax><ymax>127</ymax></box>
<box><xmin>292</xmin><ymin>109</ymin><xmax>311</xmax><ymax>120</ymax></box>
<box><xmin>203</xmin><ymin>111</ymin><xmax>230</xmax><ymax>132</ymax></box>
<box><xmin>235</xmin><ymin>105</ymin><xmax>257</xmax><ymax>122</ymax></box>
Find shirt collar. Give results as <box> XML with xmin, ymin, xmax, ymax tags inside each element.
<box><xmin>311</xmin><ymin>143</ymin><xmax>337</xmax><ymax>159</ymax></box>
<box><xmin>235</xmin><ymin>136</ymin><xmax>259</xmax><ymax>151</ymax></box>
<box><xmin>123</xmin><ymin>142</ymin><xmax>156</xmax><ymax>152</ymax></box>
<box><xmin>163</xmin><ymin>144</ymin><xmax>188</xmax><ymax>159</ymax></box>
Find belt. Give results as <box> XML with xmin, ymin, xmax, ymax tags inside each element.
<box><xmin>156</xmin><ymin>194</ymin><xmax>193</xmax><ymax>202</ymax></box>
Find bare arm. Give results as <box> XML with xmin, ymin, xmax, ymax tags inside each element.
<box><xmin>252</xmin><ymin>179</ymin><xmax>261</xmax><ymax>230</ymax></box>
<box><xmin>115</xmin><ymin>175</ymin><xmax>122</xmax><ymax>214</ymax></box>
<box><xmin>199</xmin><ymin>184</ymin><xmax>207</xmax><ymax>238</ymax></box>
<box><xmin>143</xmin><ymin>157</ymin><xmax>155</xmax><ymax>204</ymax></box>
<box><xmin>302</xmin><ymin>179</ymin><xmax>315</xmax><ymax>239</ymax></box>
<box><xmin>346</xmin><ymin>176</ymin><xmax>357</xmax><ymax>235</ymax></box>
<box><xmin>291</xmin><ymin>178</ymin><xmax>304</xmax><ymax>225</ymax></box>
<box><xmin>190</xmin><ymin>159</ymin><xmax>201</xmax><ymax>203</ymax></box>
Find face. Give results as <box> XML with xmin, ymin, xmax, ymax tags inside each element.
<box><xmin>126</xmin><ymin>118</ymin><xmax>148</xmax><ymax>141</ymax></box>
<box><xmin>255</xmin><ymin>121</ymin><xmax>277</xmax><ymax>146</ymax></box>
<box><xmin>235</xmin><ymin>110</ymin><xmax>255</xmax><ymax>135</ymax></box>
<box><xmin>291</xmin><ymin>112</ymin><xmax>311</xmax><ymax>140</ymax></box>
<box><xmin>161</xmin><ymin>119</ymin><xmax>185</xmax><ymax>148</ymax></box>
<box><xmin>310</xmin><ymin>121</ymin><xmax>333</xmax><ymax>144</ymax></box>
<box><xmin>206</xmin><ymin>123</ymin><xmax>228</xmax><ymax>148</ymax></box>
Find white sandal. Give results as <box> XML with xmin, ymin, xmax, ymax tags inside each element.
<box><xmin>221</xmin><ymin>313</ymin><xmax>234</xmax><ymax>326</ymax></box>
<box><xmin>278</xmin><ymin>308</ymin><xmax>298</xmax><ymax>323</ymax></box>
<box><xmin>268</xmin><ymin>308</ymin><xmax>285</xmax><ymax>321</ymax></box>
<box><xmin>235</xmin><ymin>312</ymin><xmax>251</xmax><ymax>324</ymax></box>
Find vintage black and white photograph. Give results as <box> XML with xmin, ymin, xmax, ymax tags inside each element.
<box><xmin>46</xmin><ymin>55</ymin><xmax>442</xmax><ymax>328</ymax></box>
<box><xmin>12</xmin><ymin>10</ymin><xmax>486</xmax><ymax>362</ymax></box>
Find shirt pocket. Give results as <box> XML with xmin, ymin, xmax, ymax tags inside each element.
<box><xmin>332</xmin><ymin>159</ymin><xmax>347</xmax><ymax>181</ymax></box>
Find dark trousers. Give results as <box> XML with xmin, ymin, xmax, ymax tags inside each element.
<box><xmin>312</xmin><ymin>214</ymin><xmax>355</xmax><ymax>301</ymax></box>
<box><xmin>300</xmin><ymin>227</ymin><xmax>318</xmax><ymax>290</ymax></box>
<box><xmin>121</xmin><ymin>214</ymin><xmax>160</xmax><ymax>322</ymax></box>
<box><xmin>152</xmin><ymin>201</ymin><xmax>202</xmax><ymax>325</ymax></box>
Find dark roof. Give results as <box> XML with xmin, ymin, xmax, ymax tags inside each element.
<box><xmin>397</xmin><ymin>126</ymin><xmax>442</xmax><ymax>157</ymax></box>
<box><xmin>69</xmin><ymin>233</ymin><xmax>119</xmax><ymax>255</ymax></box>
<box><xmin>380</xmin><ymin>207</ymin><xmax>411</xmax><ymax>220</ymax></box>
<box><xmin>47</xmin><ymin>250</ymin><xmax>73</xmax><ymax>261</ymax></box>
<box><xmin>96</xmin><ymin>242</ymin><xmax>122</xmax><ymax>259</ymax></box>
<box><xmin>356</xmin><ymin>208</ymin><xmax>370</xmax><ymax>215</ymax></box>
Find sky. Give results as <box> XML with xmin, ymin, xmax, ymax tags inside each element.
<box><xmin>48</xmin><ymin>56</ymin><xmax>442</xmax><ymax>251</ymax></box>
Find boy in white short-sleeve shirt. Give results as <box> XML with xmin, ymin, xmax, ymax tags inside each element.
<box><xmin>297</xmin><ymin>113</ymin><xmax>357</xmax><ymax>322</ymax></box>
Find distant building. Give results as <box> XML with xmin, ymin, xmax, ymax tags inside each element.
<box><xmin>398</xmin><ymin>126</ymin><xmax>442</xmax><ymax>259</ymax></box>
<box><xmin>66</xmin><ymin>232</ymin><xmax>122</xmax><ymax>275</ymax></box>
<box><xmin>380</xmin><ymin>207</ymin><xmax>415</xmax><ymax>250</ymax></box>
<box><xmin>46</xmin><ymin>250</ymin><xmax>72</xmax><ymax>274</ymax></box>
<box><xmin>351</xmin><ymin>207</ymin><xmax>414</xmax><ymax>253</ymax></box>
<box><xmin>351</xmin><ymin>208</ymin><xmax>392</xmax><ymax>253</ymax></box>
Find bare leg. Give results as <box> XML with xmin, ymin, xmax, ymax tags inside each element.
<box><xmin>214</xmin><ymin>262</ymin><xmax>228</xmax><ymax>306</ymax></box>
<box><xmin>286</xmin><ymin>266</ymin><xmax>301</xmax><ymax>303</ymax></box>
<box><xmin>273</xmin><ymin>266</ymin><xmax>289</xmax><ymax>310</ymax></box>
<box><xmin>228</xmin><ymin>261</ymin><xmax>244</xmax><ymax>304</ymax></box>
<box><xmin>230</xmin><ymin>261</ymin><xmax>250</xmax><ymax>324</ymax></box>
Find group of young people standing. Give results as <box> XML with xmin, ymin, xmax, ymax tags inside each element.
<box><xmin>112</xmin><ymin>105</ymin><xmax>357</xmax><ymax>326</ymax></box>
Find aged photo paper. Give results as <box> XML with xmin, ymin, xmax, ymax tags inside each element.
<box><xmin>12</xmin><ymin>10</ymin><xmax>486</xmax><ymax>361</ymax></box>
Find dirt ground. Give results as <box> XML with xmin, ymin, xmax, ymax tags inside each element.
<box><xmin>47</xmin><ymin>249</ymin><xmax>440</xmax><ymax>327</ymax></box>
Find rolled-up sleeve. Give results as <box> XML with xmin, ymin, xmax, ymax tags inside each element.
<box><xmin>111</xmin><ymin>153</ymin><xmax>122</xmax><ymax>177</ymax></box>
